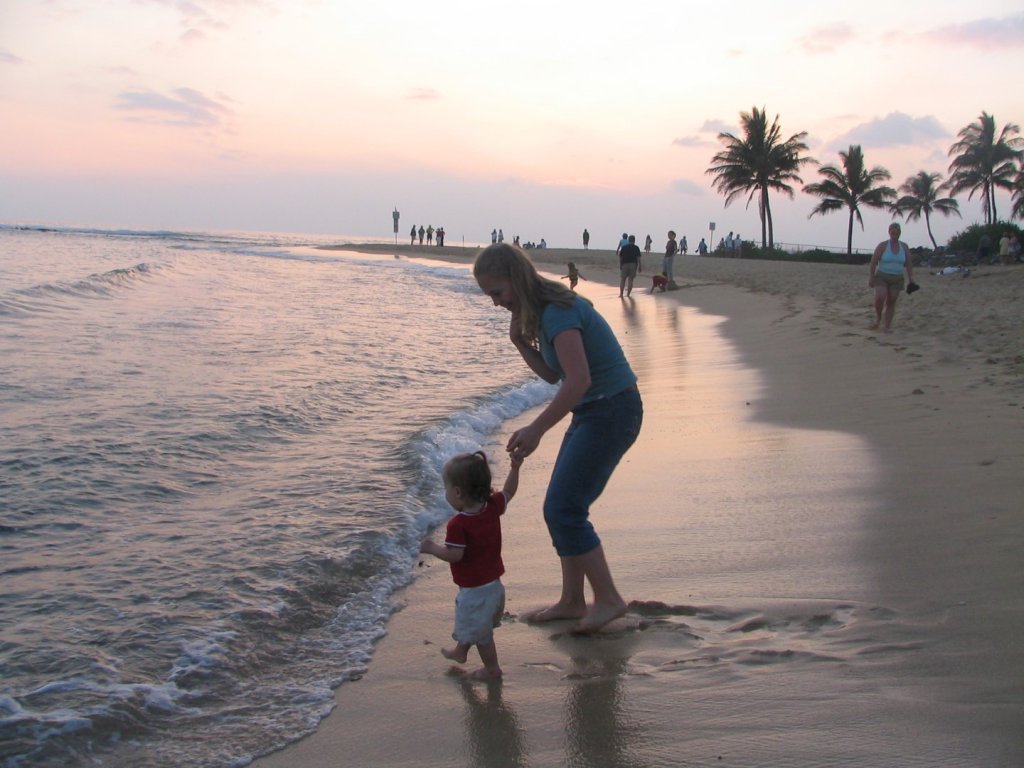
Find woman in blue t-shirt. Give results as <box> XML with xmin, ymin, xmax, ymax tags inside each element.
<box><xmin>473</xmin><ymin>243</ymin><xmax>644</xmax><ymax>634</ymax></box>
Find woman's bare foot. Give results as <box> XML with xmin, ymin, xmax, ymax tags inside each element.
<box><xmin>572</xmin><ymin>600</ymin><xmax>627</xmax><ymax>634</ymax></box>
<box><xmin>868</xmin><ymin>321</ymin><xmax>880</xmax><ymax>330</ymax></box>
<box><xmin>441</xmin><ymin>646</ymin><xmax>469</xmax><ymax>664</ymax></box>
<box><xmin>523</xmin><ymin>603</ymin><xmax>586</xmax><ymax>623</ymax></box>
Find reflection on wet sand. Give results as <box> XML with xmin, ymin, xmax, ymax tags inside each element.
<box><xmin>456</xmin><ymin>679</ymin><xmax>526</xmax><ymax>768</ymax></box>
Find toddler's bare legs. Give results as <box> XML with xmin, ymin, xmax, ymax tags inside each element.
<box><xmin>441</xmin><ymin>643</ymin><xmax>470</xmax><ymax>664</ymax></box>
<box><xmin>442</xmin><ymin>641</ymin><xmax>502</xmax><ymax>679</ymax></box>
<box><xmin>469</xmin><ymin>641</ymin><xmax>502</xmax><ymax>680</ymax></box>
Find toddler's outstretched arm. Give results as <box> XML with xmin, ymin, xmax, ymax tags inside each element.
<box><xmin>503</xmin><ymin>453</ymin><xmax>523</xmax><ymax>502</ymax></box>
<box><xmin>420</xmin><ymin>538</ymin><xmax>464</xmax><ymax>562</ymax></box>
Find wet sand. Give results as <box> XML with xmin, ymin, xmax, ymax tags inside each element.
<box><xmin>255</xmin><ymin>244</ymin><xmax>1024</xmax><ymax>767</ymax></box>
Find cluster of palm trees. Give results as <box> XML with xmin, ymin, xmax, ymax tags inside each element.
<box><xmin>706</xmin><ymin>108</ymin><xmax>1024</xmax><ymax>257</ymax></box>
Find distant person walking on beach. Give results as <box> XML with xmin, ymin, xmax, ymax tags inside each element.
<box><xmin>618</xmin><ymin>235</ymin><xmax>641</xmax><ymax>298</ymax></box>
<box><xmin>644</xmin><ymin>234</ymin><xmax>653</xmax><ymax>258</ymax></box>
<box><xmin>418</xmin><ymin>226</ymin><xmax>425</xmax><ymax>245</ymax></box>
<box><xmin>498</xmin><ymin>229</ymin><xmax>504</xmax><ymax>243</ymax></box>
<box><xmin>734</xmin><ymin>233</ymin><xmax>741</xmax><ymax>258</ymax></box>
<box><xmin>615</xmin><ymin>232</ymin><xmax>628</xmax><ymax>257</ymax></box>
<box><xmin>420</xmin><ymin>450</ymin><xmax>522</xmax><ymax>680</ymax></box>
<box><xmin>869</xmin><ymin>222</ymin><xmax>915</xmax><ymax>332</ymax></box>
<box><xmin>473</xmin><ymin>244</ymin><xmax>642</xmax><ymax>634</ymax></box>
<box><xmin>582</xmin><ymin>229</ymin><xmax>590</xmax><ymax>250</ymax></box>
<box><xmin>697</xmin><ymin>238</ymin><xmax>708</xmax><ymax>255</ymax></box>
<box><xmin>410</xmin><ymin>225</ymin><xmax>417</xmax><ymax>245</ymax></box>
<box><xmin>680</xmin><ymin>235</ymin><xmax>688</xmax><ymax>255</ymax></box>
<box><xmin>999</xmin><ymin>232</ymin><xmax>1011</xmax><ymax>265</ymax></box>
<box><xmin>426</xmin><ymin>225</ymin><xmax>434</xmax><ymax>245</ymax></box>
<box><xmin>562</xmin><ymin>261</ymin><xmax>585</xmax><ymax>290</ymax></box>
<box><xmin>492</xmin><ymin>229</ymin><xmax>498</xmax><ymax>244</ymax></box>
<box><xmin>437</xmin><ymin>227</ymin><xmax>445</xmax><ymax>247</ymax></box>
<box><xmin>663</xmin><ymin>230</ymin><xmax>678</xmax><ymax>285</ymax></box>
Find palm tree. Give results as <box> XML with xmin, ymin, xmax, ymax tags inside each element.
<box><xmin>1012</xmin><ymin>160</ymin><xmax>1024</xmax><ymax>221</ymax></box>
<box><xmin>706</xmin><ymin>106</ymin><xmax>812</xmax><ymax>249</ymax></box>
<box><xmin>891</xmin><ymin>171</ymin><xmax>961</xmax><ymax>249</ymax></box>
<box><xmin>947</xmin><ymin>112</ymin><xmax>1023</xmax><ymax>225</ymax></box>
<box><xmin>803</xmin><ymin>145</ymin><xmax>896</xmax><ymax>259</ymax></box>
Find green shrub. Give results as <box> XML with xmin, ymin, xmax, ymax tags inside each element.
<box><xmin>946</xmin><ymin>222</ymin><xmax>1022</xmax><ymax>256</ymax></box>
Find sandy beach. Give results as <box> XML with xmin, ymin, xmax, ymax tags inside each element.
<box><xmin>255</xmin><ymin>243</ymin><xmax>1023</xmax><ymax>767</ymax></box>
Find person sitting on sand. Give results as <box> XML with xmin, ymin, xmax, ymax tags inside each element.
<box><xmin>562</xmin><ymin>261</ymin><xmax>586</xmax><ymax>290</ymax></box>
<box><xmin>649</xmin><ymin>273</ymin><xmax>668</xmax><ymax>293</ymax></box>
<box><xmin>420</xmin><ymin>450</ymin><xmax>522</xmax><ymax>680</ymax></box>
<box><xmin>868</xmin><ymin>222</ymin><xmax>914</xmax><ymax>332</ymax></box>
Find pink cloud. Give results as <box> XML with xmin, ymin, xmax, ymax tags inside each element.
<box><xmin>926</xmin><ymin>13</ymin><xmax>1024</xmax><ymax>49</ymax></box>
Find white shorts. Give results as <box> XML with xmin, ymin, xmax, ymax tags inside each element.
<box><xmin>453</xmin><ymin>579</ymin><xmax>505</xmax><ymax>645</ymax></box>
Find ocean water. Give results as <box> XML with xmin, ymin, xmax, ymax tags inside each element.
<box><xmin>0</xmin><ymin>225</ymin><xmax>555</xmax><ymax>767</ymax></box>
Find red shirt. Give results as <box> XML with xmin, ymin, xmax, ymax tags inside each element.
<box><xmin>445</xmin><ymin>492</ymin><xmax>506</xmax><ymax>588</ymax></box>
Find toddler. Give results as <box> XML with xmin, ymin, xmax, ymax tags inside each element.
<box><xmin>420</xmin><ymin>451</ymin><xmax>522</xmax><ymax>679</ymax></box>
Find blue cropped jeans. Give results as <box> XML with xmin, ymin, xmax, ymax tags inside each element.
<box><xmin>543</xmin><ymin>386</ymin><xmax>643</xmax><ymax>557</ymax></box>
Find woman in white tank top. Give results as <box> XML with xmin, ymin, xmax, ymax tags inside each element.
<box><xmin>868</xmin><ymin>222</ymin><xmax>915</xmax><ymax>331</ymax></box>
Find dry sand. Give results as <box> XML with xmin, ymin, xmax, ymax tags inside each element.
<box><xmin>255</xmin><ymin>244</ymin><xmax>1023</xmax><ymax>767</ymax></box>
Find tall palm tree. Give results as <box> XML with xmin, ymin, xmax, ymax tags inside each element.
<box><xmin>706</xmin><ymin>106</ymin><xmax>812</xmax><ymax>249</ymax></box>
<box><xmin>891</xmin><ymin>171</ymin><xmax>961</xmax><ymax>249</ymax></box>
<box><xmin>803</xmin><ymin>145</ymin><xmax>896</xmax><ymax>259</ymax></box>
<box><xmin>947</xmin><ymin>112</ymin><xmax>1023</xmax><ymax>225</ymax></box>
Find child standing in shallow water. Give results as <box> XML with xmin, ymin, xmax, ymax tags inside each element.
<box><xmin>420</xmin><ymin>451</ymin><xmax>522</xmax><ymax>679</ymax></box>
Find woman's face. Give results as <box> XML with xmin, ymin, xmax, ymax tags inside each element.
<box><xmin>889</xmin><ymin>224</ymin><xmax>901</xmax><ymax>240</ymax></box>
<box><xmin>476</xmin><ymin>273</ymin><xmax>520</xmax><ymax>314</ymax></box>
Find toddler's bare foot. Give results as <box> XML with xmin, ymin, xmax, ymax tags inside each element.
<box><xmin>523</xmin><ymin>603</ymin><xmax>586</xmax><ymax>623</ymax></box>
<box><xmin>441</xmin><ymin>646</ymin><xmax>469</xmax><ymax>664</ymax></box>
<box><xmin>868</xmin><ymin>321</ymin><xmax>879</xmax><ymax>330</ymax></box>
<box><xmin>466</xmin><ymin>666</ymin><xmax>502</xmax><ymax>680</ymax></box>
<box><xmin>573</xmin><ymin>600</ymin><xmax>627</xmax><ymax>634</ymax></box>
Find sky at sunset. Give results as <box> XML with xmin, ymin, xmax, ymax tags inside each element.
<box><xmin>2</xmin><ymin>1</ymin><xmax>1022</xmax><ymax>250</ymax></box>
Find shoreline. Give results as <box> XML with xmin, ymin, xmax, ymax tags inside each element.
<box><xmin>255</xmin><ymin>242</ymin><xmax>1024</xmax><ymax>766</ymax></box>
<box><xmin>327</xmin><ymin>241</ymin><xmax>1024</xmax><ymax>393</ymax></box>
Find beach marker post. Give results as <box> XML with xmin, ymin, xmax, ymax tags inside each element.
<box><xmin>709</xmin><ymin>221</ymin><xmax>716</xmax><ymax>251</ymax></box>
<box><xmin>392</xmin><ymin>207</ymin><xmax>400</xmax><ymax>246</ymax></box>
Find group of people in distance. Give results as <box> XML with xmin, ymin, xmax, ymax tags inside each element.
<box><xmin>614</xmin><ymin>230</ymin><xmax>688</xmax><ymax>297</ymax></box>
<box><xmin>410</xmin><ymin>224</ymin><xmax>445</xmax><ymax>247</ymax></box>
<box><xmin>718</xmin><ymin>232</ymin><xmax>742</xmax><ymax>256</ymax></box>
<box><xmin>420</xmin><ymin>243</ymin><xmax>642</xmax><ymax>680</ymax></box>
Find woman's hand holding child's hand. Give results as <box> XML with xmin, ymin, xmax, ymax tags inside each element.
<box><xmin>507</xmin><ymin>423</ymin><xmax>542</xmax><ymax>460</ymax></box>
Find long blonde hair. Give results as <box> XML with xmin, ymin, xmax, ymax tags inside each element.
<box><xmin>473</xmin><ymin>243</ymin><xmax>577</xmax><ymax>346</ymax></box>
